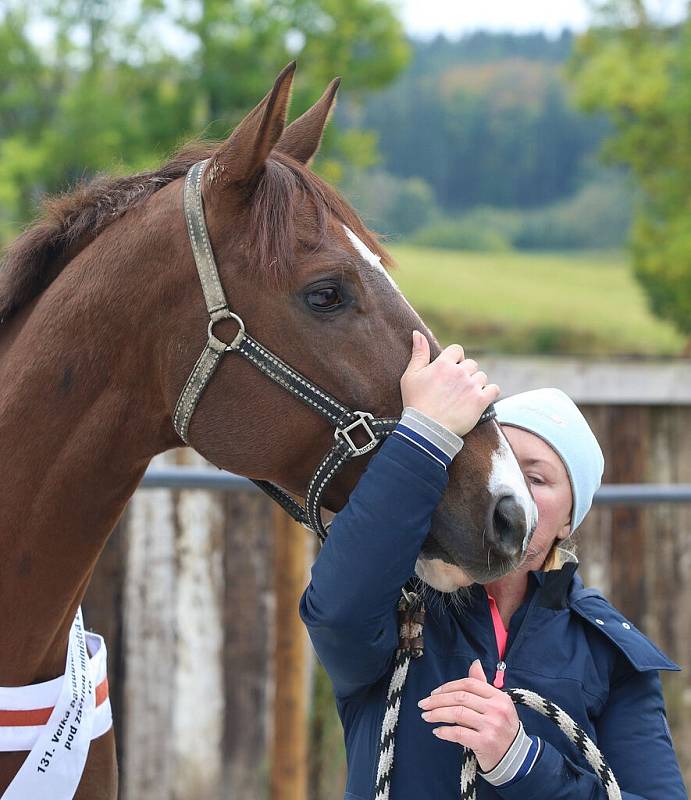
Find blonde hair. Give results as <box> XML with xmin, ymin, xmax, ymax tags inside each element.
<box><xmin>542</xmin><ymin>539</ymin><xmax>577</xmax><ymax>572</ymax></box>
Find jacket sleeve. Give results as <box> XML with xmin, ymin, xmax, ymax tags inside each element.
<box><xmin>494</xmin><ymin>667</ymin><xmax>687</xmax><ymax>799</ymax></box>
<box><xmin>299</xmin><ymin>435</ymin><xmax>448</xmax><ymax>699</ymax></box>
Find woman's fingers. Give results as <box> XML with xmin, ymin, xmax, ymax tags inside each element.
<box><xmin>429</xmin><ymin>677</ymin><xmax>495</xmax><ymax>699</ymax></box>
<box><xmin>421</xmin><ymin>704</ymin><xmax>485</xmax><ymax>730</ymax></box>
<box><xmin>459</xmin><ymin>358</ymin><xmax>479</xmax><ymax>374</ymax></box>
<box><xmin>418</xmin><ymin>688</ymin><xmax>487</xmax><ymax>714</ymax></box>
<box><xmin>438</xmin><ymin>343</ymin><xmax>465</xmax><ymax>363</ymax></box>
<box><xmin>422</xmin><ymin>667</ymin><xmax>522</xmax><ymax>772</ymax></box>
<box><xmin>432</xmin><ymin>725</ymin><xmax>483</xmax><ymax>748</ymax></box>
<box><xmin>483</xmin><ymin>383</ymin><xmax>501</xmax><ymax>400</ymax></box>
<box><xmin>399</xmin><ymin>339</ymin><xmax>497</xmax><ymax>436</ymax></box>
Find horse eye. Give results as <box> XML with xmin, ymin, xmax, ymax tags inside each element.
<box><xmin>306</xmin><ymin>286</ymin><xmax>343</xmax><ymax>311</ymax></box>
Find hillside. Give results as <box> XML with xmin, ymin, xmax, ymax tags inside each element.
<box><xmin>388</xmin><ymin>245</ymin><xmax>686</xmax><ymax>356</ymax></box>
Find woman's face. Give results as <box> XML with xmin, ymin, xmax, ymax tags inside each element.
<box><xmin>501</xmin><ymin>425</ymin><xmax>573</xmax><ymax>570</ymax></box>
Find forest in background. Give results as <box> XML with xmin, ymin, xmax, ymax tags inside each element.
<box><xmin>0</xmin><ymin>10</ymin><xmax>635</xmax><ymax>253</ymax></box>
<box><xmin>338</xmin><ymin>30</ymin><xmax>633</xmax><ymax>251</ymax></box>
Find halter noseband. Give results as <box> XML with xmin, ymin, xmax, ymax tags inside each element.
<box><xmin>173</xmin><ymin>159</ymin><xmax>496</xmax><ymax>542</ymax></box>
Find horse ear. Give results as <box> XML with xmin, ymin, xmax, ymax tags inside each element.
<box><xmin>275</xmin><ymin>77</ymin><xmax>341</xmax><ymax>165</ymax></box>
<box><xmin>208</xmin><ymin>61</ymin><xmax>296</xmax><ymax>185</ymax></box>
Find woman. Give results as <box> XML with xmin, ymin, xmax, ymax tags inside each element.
<box><xmin>299</xmin><ymin>332</ymin><xmax>686</xmax><ymax>799</ymax></box>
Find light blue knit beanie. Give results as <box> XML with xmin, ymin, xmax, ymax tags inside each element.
<box><xmin>494</xmin><ymin>388</ymin><xmax>605</xmax><ymax>534</ymax></box>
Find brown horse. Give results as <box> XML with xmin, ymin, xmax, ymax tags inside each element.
<box><xmin>0</xmin><ymin>63</ymin><xmax>536</xmax><ymax>797</ymax></box>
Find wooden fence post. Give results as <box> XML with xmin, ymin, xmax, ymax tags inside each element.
<box><xmin>608</xmin><ymin>405</ymin><xmax>649</xmax><ymax>627</ymax></box>
<box><xmin>271</xmin><ymin>508</ymin><xmax>309</xmax><ymax>800</ymax></box>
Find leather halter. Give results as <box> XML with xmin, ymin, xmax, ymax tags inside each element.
<box><xmin>173</xmin><ymin>159</ymin><xmax>496</xmax><ymax>542</ymax></box>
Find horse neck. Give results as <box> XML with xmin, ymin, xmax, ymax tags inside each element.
<box><xmin>0</xmin><ymin>213</ymin><xmax>180</xmax><ymax>686</ymax></box>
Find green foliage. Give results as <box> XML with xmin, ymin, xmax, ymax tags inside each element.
<box><xmin>567</xmin><ymin>2</ymin><xmax>691</xmax><ymax>336</ymax></box>
<box><xmin>308</xmin><ymin>663</ymin><xmax>345</xmax><ymax>799</ymax></box>
<box><xmin>342</xmin><ymin>169</ymin><xmax>437</xmax><ymax>236</ymax></box>
<box><xmin>0</xmin><ymin>0</ymin><xmax>410</xmax><ymax>243</ymax></box>
<box><xmin>396</xmin><ymin>173</ymin><xmax>632</xmax><ymax>252</ymax></box>
<box><xmin>633</xmin><ymin>210</ymin><xmax>691</xmax><ymax>334</ymax></box>
<box><xmin>316</xmin><ymin>129</ymin><xmax>380</xmax><ymax>187</ymax></box>
<box><xmin>512</xmin><ymin>174</ymin><xmax>633</xmax><ymax>249</ymax></box>
<box><xmin>410</xmin><ymin>29</ymin><xmax>575</xmax><ymax>73</ymax></box>
<box><xmin>179</xmin><ymin>0</ymin><xmax>409</xmax><ymax>131</ymax></box>
<box><xmin>409</xmin><ymin>209</ymin><xmax>514</xmax><ymax>251</ymax></box>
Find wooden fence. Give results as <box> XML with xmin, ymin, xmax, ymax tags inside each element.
<box><xmin>83</xmin><ymin>356</ymin><xmax>691</xmax><ymax>798</ymax></box>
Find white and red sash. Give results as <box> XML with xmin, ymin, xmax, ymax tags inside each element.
<box><xmin>0</xmin><ymin>608</ymin><xmax>112</xmax><ymax>798</ymax></box>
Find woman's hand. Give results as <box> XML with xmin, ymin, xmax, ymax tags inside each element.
<box><xmin>418</xmin><ymin>660</ymin><xmax>520</xmax><ymax>772</ymax></box>
<box><xmin>400</xmin><ymin>331</ymin><xmax>500</xmax><ymax>437</ymax></box>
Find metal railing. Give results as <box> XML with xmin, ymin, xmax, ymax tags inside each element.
<box><xmin>140</xmin><ymin>467</ymin><xmax>691</xmax><ymax>504</ymax></box>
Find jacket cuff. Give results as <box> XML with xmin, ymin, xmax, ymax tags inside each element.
<box><xmin>393</xmin><ymin>407</ymin><xmax>464</xmax><ymax>468</ymax></box>
<box><xmin>479</xmin><ymin>723</ymin><xmax>541</xmax><ymax>788</ymax></box>
<box><xmin>491</xmin><ymin>738</ymin><xmax>570</xmax><ymax>799</ymax></box>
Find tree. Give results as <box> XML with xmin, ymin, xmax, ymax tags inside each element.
<box><xmin>0</xmin><ymin>0</ymin><xmax>409</xmax><ymax>242</ymax></box>
<box><xmin>567</xmin><ymin>2</ymin><xmax>691</xmax><ymax>341</ymax></box>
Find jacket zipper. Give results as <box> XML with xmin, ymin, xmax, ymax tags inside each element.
<box><xmin>492</xmin><ymin>588</ymin><xmax>541</xmax><ymax>688</ymax></box>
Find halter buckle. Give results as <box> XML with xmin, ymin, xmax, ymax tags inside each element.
<box><xmin>335</xmin><ymin>411</ymin><xmax>378</xmax><ymax>456</ymax></box>
<box><xmin>207</xmin><ymin>309</ymin><xmax>246</xmax><ymax>352</ymax></box>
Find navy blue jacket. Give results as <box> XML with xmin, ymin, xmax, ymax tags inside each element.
<box><xmin>299</xmin><ymin>436</ymin><xmax>687</xmax><ymax>799</ymax></box>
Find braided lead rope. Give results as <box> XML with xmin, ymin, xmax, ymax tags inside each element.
<box><xmin>375</xmin><ymin>592</ymin><xmax>425</xmax><ymax>800</ymax></box>
<box><xmin>459</xmin><ymin>688</ymin><xmax>622</xmax><ymax>799</ymax></box>
<box><xmin>375</xmin><ymin>648</ymin><xmax>413</xmax><ymax>800</ymax></box>
<box><xmin>499</xmin><ymin>688</ymin><xmax>621</xmax><ymax>799</ymax></box>
<box><xmin>460</xmin><ymin>747</ymin><xmax>476</xmax><ymax>800</ymax></box>
<box><xmin>376</xmin><ymin>597</ymin><xmax>623</xmax><ymax>800</ymax></box>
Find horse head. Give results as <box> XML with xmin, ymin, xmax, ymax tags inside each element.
<box><xmin>160</xmin><ymin>63</ymin><xmax>536</xmax><ymax>588</ymax></box>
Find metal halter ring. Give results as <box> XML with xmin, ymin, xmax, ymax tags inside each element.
<box><xmin>401</xmin><ymin>587</ymin><xmax>419</xmax><ymax>606</ymax></box>
<box><xmin>335</xmin><ymin>411</ymin><xmax>378</xmax><ymax>457</ymax></box>
<box><xmin>207</xmin><ymin>310</ymin><xmax>246</xmax><ymax>352</ymax></box>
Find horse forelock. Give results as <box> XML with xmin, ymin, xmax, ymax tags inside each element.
<box><xmin>244</xmin><ymin>150</ymin><xmax>392</xmax><ymax>290</ymax></box>
<box><xmin>0</xmin><ymin>141</ymin><xmax>391</xmax><ymax>325</ymax></box>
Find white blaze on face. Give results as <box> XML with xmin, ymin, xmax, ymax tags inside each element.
<box><xmin>342</xmin><ymin>225</ymin><xmax>417</xmax><ymax>314</ymax></box>
<box><xmin>489</xmin><ymin>429</ymin><xmax>539</xmax><ymax>550</ymax></box>
<box><xmin>415</xmin><ymin>433</ymin><xmax>537</xmax><ymax>591</ymax></box>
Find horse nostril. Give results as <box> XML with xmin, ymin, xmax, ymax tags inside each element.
<box><xmin>488</xmin><ymin>495</ymin><xmax>528</xmax><ymax>557</ymax></box>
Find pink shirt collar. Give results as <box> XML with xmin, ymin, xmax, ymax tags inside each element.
<box><xmin>486</xmin><ymin>590</ymin><xmax>508</xmax><ymax>687</ymax></box>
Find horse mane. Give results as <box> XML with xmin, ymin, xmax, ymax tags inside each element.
<box><xmin>0</xmin><ymin>141</ymin><xmax>215</xmax><ymax>324</ymax></box>
<box><xmin>0</xmin><ymin>141</ymin><xmax>389</xmax><ymax>324</ymax></box>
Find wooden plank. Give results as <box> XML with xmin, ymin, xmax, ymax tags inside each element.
<box><xmin>172</xmin><ymin>449</ymin><xmax>225</xmax><ymax>800</ymax></box>
<box><xmin>122</xmin><ymin>452</ymin><xmax>177</xmax><ymax>800</ymax></box>
<box><xmin>663</xmin><ymin>407</ymin><xmax>691</xmax><ymax>784</ymax></box>
<box><xmin>576</xmin><ymin>406</ymin><xmax>612</xmax><ymax>596</ymax></box>
<box><xmin>82</xmin><ymin>514</ymin><xmax>127</xmax><ymax>770</ymax></box>
<box><xmin>646</xmin><ymin>406</ymin><xmax>678</xmax><ymax>646</ymax></box>
<box><xmin>222</xmin><ymin>489</ymin><xmax>274</xmax><ymax>798</ymax></box>
<box><xmin>607</xmin><ymin>406</ymin><xmax>649</xmax><ymax>626</ymax></box>
<box><xmin>271</xmin><ymin>509</ymin><xmax>309</xmax><ymax>800</ymax></box>
<box><xmin>483</xmin><ymin>357</ymin><xmax>691</xmax><ymax>404</ymax></box>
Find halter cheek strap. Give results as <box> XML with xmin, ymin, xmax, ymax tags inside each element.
<box><xmin>174</xmin><ymin>159</ymin><xmax>495</xmax><ymax>542</ymax></box>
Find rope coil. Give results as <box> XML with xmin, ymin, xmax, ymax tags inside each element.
<box><xmin>375</xmin><ymin>593</ymin><xmax>622</xmax><ymax>800</ymax></box>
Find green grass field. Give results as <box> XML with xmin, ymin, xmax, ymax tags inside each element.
<box><xmin>386</xmin><ymin>245</ymin><xmax>687</xmax><ymax>356</ymax></box>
